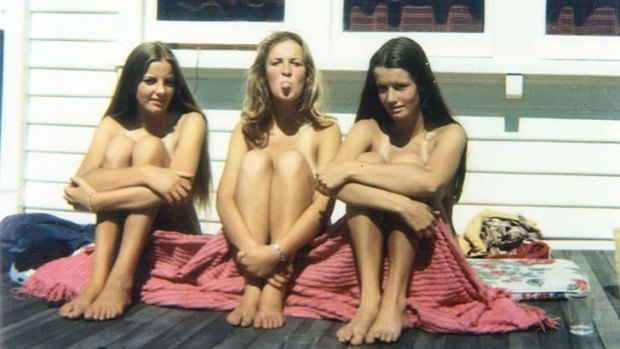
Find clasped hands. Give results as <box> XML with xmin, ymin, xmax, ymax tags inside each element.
<box><xmin>236</xmin><ymin>244</ymin><xmax>293</xmax><ymax>289</ymax></box>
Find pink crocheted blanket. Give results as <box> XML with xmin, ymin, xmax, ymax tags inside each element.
<box><xmin>19</xmin><ymin>218</ymin><xmax>557</xmax><ymax>333</ymax></box>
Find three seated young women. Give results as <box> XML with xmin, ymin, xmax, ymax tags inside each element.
<box><xmin>56</xmin><ymin>33</ymin><xmax>466</xmax><ymax>345</ymax></box>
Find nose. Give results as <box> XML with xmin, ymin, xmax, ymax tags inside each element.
<box><xmin>282</xmin><ymin>63</ymin><xmax>292</xmax><ymax>76</ymax></box>
<box><xmin>155</xmin><ymin>80</ymin><xmax>166</xmax><ymax>95</ymax></box>
<box><xmin>386</xmin><ymin>88</ymin><xmax>397</xmax><ymax>103</ymax></box>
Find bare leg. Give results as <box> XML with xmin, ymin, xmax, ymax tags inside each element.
<box><xmin>227</xmin><ymin>150</ymin><xmax>272</xmax><ymax>327</ymax></box>
<box><xmin>85</xmin><ymin>136</ymin><xmax>167</xmax><ymax>321</ymax></box>
<box><xmin>365</xmin><ymin>151</ymin><xmax>424</xmax><ymax>343</ymax></box>
<box><xmin>59</xmin><ymin>136</ymin><xmax>133</xmax><ymax>319</ymax></box>
<box><xmin>337</xmin><ymin>152</ymin><xmax>386</xmax><ymax>346</ymax></box>
<box><xmin>365</xmin><ymin>217</ymin><xmax>417</xmax><ymax>344</ymax></box>
<box><xmin>254</xmin><ymin>150</ymin><xmax>313</xmax><ymax>329</ymax></box>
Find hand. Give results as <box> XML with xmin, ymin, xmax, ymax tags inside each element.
<box><xmin>399</xmin><ymin>199</ymin><xmax>438</xmax><ymax>239</ymax></box>
<box><xmin>315</xmin><ymin>161</ymin><xmax>352</xmax><ymax>196</ymax></box>
<box><xmin>145</xmin><ymin>166</ymin><xmax>193</xmax><ymax>205</ymax></box>
<box><xmin>236</xmin><ymin>244</ymin><xmax>281</xmax><ymax>279</ymax></box>
<box><xmin>266</xmin><ymin>263</ymin><xmax>294</xmax><ymax>289</ymax></box>
<box><xmin>64</xmin><ymin>176</ymin><xmax>97</xmax><ymax>211</ymax></box>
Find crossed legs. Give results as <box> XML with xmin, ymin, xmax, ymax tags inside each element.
<box><xmin>337</xmin><ymin>152</ymin><xmax>420</xmax><ymax>345</ymax></box>
<box><xmin>59</xmin><ymin>135</ymin><xmax>168</xmax><ymax>320</ymax></box>
<box><xmin>227</xmin><ymin>149</ymin><xmax>314</xmax><ymax>329</ymax></box>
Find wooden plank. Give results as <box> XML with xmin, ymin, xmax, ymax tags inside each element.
<box><xmin>29</xmin><ymin>69</ymin><xmax>117</xmax><ymax>97</ymax></box>
<box><xmin>452</xmin><ymin>205</ymin><xmax>620</xmax><ymax>240</ymax></box>
<box><xmin>26</xmin><ymin>125</ymin><xmax>93</xmax><ymax>153</ymax></box>
<box><xmin>30</xmin><ymin>40</ymin><xmax>122</xmax><ymax>70</ymax></box>
<box><xmin>30</xmin><ymin>13</ymin><xmax>119</xmax><ymax>41</ymax></box>
<box><xmin>564</xmin><ymin>251</ymin><xmax>620</xmax><ymax>349</ymax></box>
<box><xmin>25</xmin><ymin>152</ymin><xmax>82</xmax><ymax>182</ymax></box>
<box><xmin>248</xmin><ymin>317</ymin><xmax>305</xmax><ymax>348</ymax></box>
<box><xmin>459</xmin><ymin>173</ymin><xmax>620</xmax><ymax>208</ymax></box>
<box><xmin>583</xmin><ymin>251</ymin><xmax>620</xmax><ymax>319</ymax></box>
<box><xmin>176</xmin><ymin>312</ymin><xmax>237</xmax><ymax>348</ymax></box>
<box><xmin>518</xmin><ymin>118</ymin><xmax>620</xmax><ymax>143</ymax></box>
<box><xmin>28</xmin><ymin>305</ymin><xmax>137</xmax><ymax>349</ymax></box>
<box><xmin>468</xmin><ymin>140</ymin><xmax>620</xmax><ymax>175</ymax></box>
<box><xmin>28</xmin><ymin>96</ymin><xmax>109</xmax><ymax>126</ymax></box>
<box><xmin>65</xmin><ymin>306</ymin><xmax>174</xmax><ymax>349</ymax></box>
<box><xmin>102</xmin><ymin>308</ymin><xmax>196</xmax><ymax>348</ymax></box>
<box><xmin>139</xmin><ymin>311</ymin><xmax>222</xmax><ymax>349</ymax></box>
<box><xmin>30</xmin><ymin>0</ymin><xmax>120</xmax><ymax>13</ymax></box>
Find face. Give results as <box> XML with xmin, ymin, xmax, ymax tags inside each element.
<box><xmin>374</xmin><ymin>67</ymin><xmax>420</xmax><ymax>120</ymax></box>
<box><xmin>136</xmin><ymin>60</ymin><xmax>175</xmax><ymax>117</ymax></box>
<box><xmin>265</xmin><ymin>39</ymin><xmax>306</xmax><ymax>103</ymax></box>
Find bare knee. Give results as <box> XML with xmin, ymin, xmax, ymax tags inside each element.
<box><xmin>239</xmin><ymin>149</ymin><xmax>273</xmax><ymax>179</ymax></box>
<box><xmin>132</xmin><ymin>136</ymin><xmax>169</xmax><ymax>166</ymax></box>
<box><xmin>356</xmin><ymin>152</ymin><xmax>386</xmax><ymax>164</ymax></box>
<box><xmin>273</xmin><ymin>150</ymin><xmax>311</xmax><ymax>178</ymax></box>
<box><xmin>103</xmin><ymin>135</ymin><xmax>135</xmax><ymax>168</ymax></box>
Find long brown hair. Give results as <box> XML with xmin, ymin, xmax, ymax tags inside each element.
<box><xmin>104</xmin><ymin>41</ymin><xmax>211</xmax><ymax>208</ymax></box>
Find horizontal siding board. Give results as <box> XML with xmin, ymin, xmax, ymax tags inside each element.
<box><xmin>467</xmin><ymin>140</ymin><xmax>620</xmax><ymax>175</ymax></box>
<box><xmin>30</xmin><ymin>13</ymin><xmax>119</xmax><ymax>41</ymax></box>
<box><xmin>29</xmin><ymin>69</ymin><xmax>118</xmax><ymax>97</ymax></box>
<box><xmin>30</xmin><ymin>41</ymin><xmax>122</xmax><ymax>70</ymax></box>
<box><xmin>25</xmin><ymin>152</ymin><xmax>82</xmax><ymax>182</ymax></box>
<box><xmin>30</xmin><ymin>0</ymin><xmax>119</xmax><ymax>13</ymax></box>
<box><xmin>452</xmin><ymin>204</ymin><xmax>620</xmax><ymax>240</ymax></box>
<box><xmin>27</xmin><ymin>125</ymin><xmax>94</xmax><ymax>153</ymax></box>
<box><xmin>28</xmin><ymin>96</ymin><xmax>109</xmax><ymax>126</ymax></box>
<box><xmin>460</xmin><ymin>173</ymin><xmax>620</xmax><ymax>207</ymax></box>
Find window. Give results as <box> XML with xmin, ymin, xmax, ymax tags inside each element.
<box><xmin>157</xmin><ymin>0</ymin><xmax>285</xmax><ymax>22</ymax></box>
<box><xmin>546</xmin><ymin>0</ymin><xmax>620</xmax><ymax>36</ymax></box>
<box><xmin>343</xmin><ymin>0</ymin><xmax>484</xmax><ymax>33</ymax></box>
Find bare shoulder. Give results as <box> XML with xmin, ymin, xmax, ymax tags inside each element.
<box><xmin>349</xmin><ymin>118</ymin><xmax>382</xmax><ymax>137</ymax></box>
<box><xmin>434</xmin><ymin>122</ymin><xmax>467</xmax><ymax>143</ymax></box>
<box><xmin>177</xmin><ymin>111</ymin><xmax>206</xmax><ymax>130</ymax></box>
<box><xmin>98</xmin><ymin>115</ymin><xmax>126</xmax><ymax>134</ymax></box>
<box><xmin>318</xmin><ymin>119</ymin><xmax>342</xmax><ymax>139</ymax></box>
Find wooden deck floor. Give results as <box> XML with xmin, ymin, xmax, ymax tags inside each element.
<box><xmin>1</xmin><ymin>250</ymin><xmax>619</xmax><ymax>349</ymax></box>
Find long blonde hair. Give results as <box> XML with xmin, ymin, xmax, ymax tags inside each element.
<box><xmin>241</xmin><ymin>31</ymin><xmax>333</xmax><ymax>147</ymax></box>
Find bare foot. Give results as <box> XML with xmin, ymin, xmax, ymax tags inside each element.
<box><xmin>84</xmin><ymin>280</ymin><xmax>132</xmax><ymax>321</ymax></box>
<box><xmin>364</xmin><ymin>301</ymin><xmax>408</xmax><ymax>344</ymax></box>
<box><xmin>227</xmin><ymin>284</ymin><xmax>261</xmax><ymax>327</ymax></box>
<box><xmin>253</xmin><ymin>285</ymin><xmax>285</xmax><ymax>329</ymax></box>
<box><xmin>58</xmin><ymin>287</ymin><xmax>101</xmax><ymax>319</ymax></box>
<box><xmin>337</xmin><ymin>303</ymin><xmax>378</xmax><ymax>346</ymax></box>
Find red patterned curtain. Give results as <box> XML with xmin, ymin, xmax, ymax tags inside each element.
<box><xmin>344</xmin><ymin>0</ymin><xmax>484</xmax><ymax>32</ymax></box>
<box><xmin>547</xmin><ymin>0</ymin><xmax>620</xmax><ymax>36</ymax></box>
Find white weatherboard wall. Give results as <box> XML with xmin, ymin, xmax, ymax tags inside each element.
<box><xmin>4</xmin><ymin>0</ymin><xmax>620</xmax><ymax>251</ymax></box>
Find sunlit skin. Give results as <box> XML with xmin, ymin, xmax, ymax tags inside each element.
<box><xmin>217</xmin><ymin>37</ymin><xmax>341</xmax><ymax>330</ymax></box>
<box><xmin>59</xmin><ymin>57</ymin><xmax>206</xmax><ymax>321</ymax></box>
<box><xmin>316</xmin><ymin>66</ymin><xmax>466</xmax><ymax>345</ymax></box>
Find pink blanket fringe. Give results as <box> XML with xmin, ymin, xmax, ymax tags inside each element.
<box><xmin>19</xmin><ymin>218</ymin><xmax>558</xmax><ymax>334</ymax></box>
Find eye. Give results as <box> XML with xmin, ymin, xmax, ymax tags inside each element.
<box><xmin>376</xmin><ymin>84</ymin><xmax>387</xmax><ymax>93</ymax></box>
<box><xmin>142</xmin><ymin>77</ymin><xmax>157</xmax><ymax>85</ymax></box>
<box><xmin>291</xmin><ymin>60</ymin><xmax>304</xmax><ymax>67</ymax></box>
<box><xmin>395</xmin><ymin>83</ymin><xmax>409</xmax><ymax>90</ymax></box>
<box><xmin>164</xmin><ymin>78</ymin><xmax>175</xmax><ymax>87</ymax></box>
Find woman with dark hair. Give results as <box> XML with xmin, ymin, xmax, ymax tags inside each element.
<box><xmin>316</xmin><ymin>36</ymin><xmax>467</xmax><ymax>345</ymax></box>
<box><xmin>216</xmin><ymin>31</ymin><xmax>341</xmax><ymax>329</ymax></box>
<box><xmin>59</xmin><ymin>41</ymin><xmax>211</xmax><ymax>321</ymax></box>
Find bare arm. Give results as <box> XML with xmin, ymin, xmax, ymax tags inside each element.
<box><xmin>65</xmin><ymin>113</ymin><xmax>206</xmax><ymax>211</ymax></box>
<box><xmin>317</xmin><ymin>120</ymin><xmax>466</xmax><ymax>197</ymax></box>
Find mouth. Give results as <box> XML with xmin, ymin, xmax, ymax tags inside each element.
<box><xmin>281</xmin><ymin>82</ymin><xmax>292</xmax><ymax>96</ymax></box>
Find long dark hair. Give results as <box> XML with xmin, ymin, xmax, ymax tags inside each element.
<box><xmin>104</xmin><ymin>42</ymin><xmax>211</xmax><ymax>208</ymax></box>
<box><xmin>357</xmin><ymin>37</ymin><xmax>466</xmax><ymax>203</ymax></box>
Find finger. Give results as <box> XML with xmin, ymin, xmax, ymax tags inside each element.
<box><xmin>174</xmin><ymin>171</ymin><xmax>194</xmax><ymax>179</ymax></box>
<box><xmin>267</xmin><ymin>278</ymin><xmax>283</xmax><ymax>289</ymax></box>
